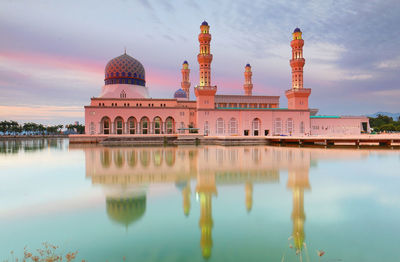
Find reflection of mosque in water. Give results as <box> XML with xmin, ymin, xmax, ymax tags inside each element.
<box><xmin>79</xmin><ymin>145</ymin><xmax>369</xmax><ymax>259</ymax></box>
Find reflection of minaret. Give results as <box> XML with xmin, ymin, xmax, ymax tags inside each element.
<box><xmin>176</xmin><ymin>180</ymin><xmax>191</xmax><ymax>217</ymax></box>
<box><xmin>245</xmin><ymin>182</ymin><xmax>253</xmax><ymax>213</ymax></box>
<box><xmin>196</xmin><ymin>171</ymin><xmax>217</xmax><ymax>259</ymax></box>
<box><xmin>287</xmin><ymin>169</ymin><xmax>310</xmax><ymax>251</ymax></box>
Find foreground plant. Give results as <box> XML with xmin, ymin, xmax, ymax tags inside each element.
<box><xmin>4</xmin><ymin>242</ymin><xmax>80</xmax><ymax>262</ymax></box>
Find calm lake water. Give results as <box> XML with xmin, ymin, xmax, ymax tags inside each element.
<box><xmin>0</xmin><ymin>139</ymin><xmax>400</xmax><ymax>262</ymax></box>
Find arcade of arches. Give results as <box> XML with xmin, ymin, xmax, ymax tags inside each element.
<box><xmin>99</xmin><ymin>116</ymin><xmax>176</xmax><ymax>135</ymax></box>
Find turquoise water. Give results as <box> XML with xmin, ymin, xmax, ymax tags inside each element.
<box><xmin>0</xmin><ymin>139</ymin><xmax>400</xmax><ymax>261</ymax></box>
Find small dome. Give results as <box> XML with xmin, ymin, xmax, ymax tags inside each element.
<box><xmin>105</xmin><ymin>53</ymin><xmax>146</xmax><ymax>87</ymax></box>
<box><xmin>246</xmin><ymin>63</ymin><xmax>251</xmax><ymax>67</ymax></box>
<box><xmin>201</xmin><ymin>21</ymin><xmax>209</xmax><ymax>26</ymax></box>
<box><xmin>174</xmin><ymin>89</ymin><xmax>187</xmax><ymax>99</ymax></box>
<box><xmin>293</xmin><ymin>28</ymin><xmax>301</xmax><ymax>33</ymax></box>
<box><xmin>183</xmin><ymin>60</ymin><xmax>188</xmax><ymax>65</ymax></box>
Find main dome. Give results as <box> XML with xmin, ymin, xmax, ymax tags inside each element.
<box><xmin>104</xmin><ymin>53</ymin><xmax>146</xmax><ymax>87</ymax></box>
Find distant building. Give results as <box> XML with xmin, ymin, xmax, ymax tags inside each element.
<box><xmin>84</xmin><ymin>22</ymin><xmax>369</xmax><ymax>136</ymax></box>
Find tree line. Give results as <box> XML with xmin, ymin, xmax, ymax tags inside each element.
<box><xmin>369</xmin><ymin>114</ymin><xmax>400</xmax><ymax>132</ymax></box>
<box><xmin>0</xmin><ymin>120</ymin><xmax>85</xmax><ymax>135</ymax></box>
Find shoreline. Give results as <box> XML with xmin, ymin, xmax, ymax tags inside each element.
<box><xmin>68</xmin><ymin>134</ymin><xmax>400</xmax><ymax>148</ymax></box>
<box><xmin>0</xmin><ymin>135</ymin><xmax>68</xmax><ymax>140</ymax></box>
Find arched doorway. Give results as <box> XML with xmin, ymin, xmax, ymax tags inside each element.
<box><xmin>287</xmin><ymin>118</ymin><xmax>293</xmax><ymax>135</ymax></box>
<box><xmin>216</xmin><ymin>118</ymin><xmax>224</xmax><ymax>135</ymax></box>
<box><xmin>229</xmin><ymin>118</ymin><xmax>238</xmax><ymax>135</ymax></box>
<box><xmin>101</xmin><ymin>117</ymin><xmax>111</xmax><ymax>134</ymax></box>
<box><xmin>252</xmin><ymin>118</ymin><xmax>260</xmax><ymax>136</ymax></box>
<box><xmin>127</xmin><ymin>117</ymin><xmax>137</xmax><ymax>134</ymax></box>
<box><xmin>165</xmin><ymin>117</ymin><xmax>175</xmax><ymax>134</ymax></box>
<box><xmin>153</xmin><ymin>116</ymin><xmax>162</xmax><ymax>134</ymax></box>
<box><xmin>114</xmin><ymin>117</ymin><xmax>124</xmax><ymax>134</ymax></box>
<box><xmin>274</xmin><ymin>118</ymin><xmax>282</xmax><ymax>135</ymax></box>
<box><xmin>140</xmin><ymin>117</ymin><xmax>150</xmax><ymax>134</ymax></box>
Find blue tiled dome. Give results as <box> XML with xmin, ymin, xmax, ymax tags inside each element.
<box><xmin>201</xmin><ymin>21</ymin><xmax>208</xmax><ymax>26</ymax></box>
<box><xmin>104</xmin><ymin>53</ymin><xmax>146</xmax><ymax>86</ymax></box>
<box><xmin>183</xmin><ymin>60</ymin><xmax>188</xmax><ymax>65</ymax></box>
<box><xmin>246</xmin><ymin>63</ymin><xmax>251</xmax><ymax>67</ymax></box>
<box><xmin>293</xmin><ymin>28</ymin><xmax>301</xmax><ymax>33</ymax></box>
<box><xmin>174</xmin><ymin>89</ymin><xmax>187</xmax><ymax>99</ymax></box>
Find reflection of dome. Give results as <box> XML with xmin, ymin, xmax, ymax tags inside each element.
<box><xmin>104</xmin><ymin>53</ymin><xmax>146</xmax><ymax>87</ymax></box>
<box><xmin>174</xmin><ymin>89</ymin><xmax>187</xmax><ymax>99</ymax></box>
<box><xmin>106</xmin><ymin>196</ymin><xmax>146</xmax><ymax>227</ymax></box>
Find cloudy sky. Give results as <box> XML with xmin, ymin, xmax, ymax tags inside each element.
<box><xmin>0</xmin><ymin>0</ymin><xmax>399</xmax><ymax>125</ymax></box>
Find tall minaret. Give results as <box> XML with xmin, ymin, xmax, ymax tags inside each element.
<box><xmin>243</xmin><ymin>64</ymin><xmax>253</xmax><ymax>96</ymax></box>
<box><xmin>198</xmin><ymin>21</ymin><xmax>212</xmax><ymax>87</ymax></box>
<box><xmin>194</xmin><ymin>21</ymin><xmax>217</xmax><ymax>110</ymax></box>
<box><xmin>285</xmin><ymin>28</ymin><xmax>311</xmax><ymax>110</ymax></box>
<box><xmin>181</xmin><ymin>61</ymin><xmax>190</xmax><ymax>100</ymax></box>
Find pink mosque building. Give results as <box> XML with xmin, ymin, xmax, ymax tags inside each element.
<box><xmin>84</xmin><ymin>22</ymin><xmax>369</xmax><ymax>136</ymax></box>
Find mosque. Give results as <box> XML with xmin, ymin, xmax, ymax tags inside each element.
<box><xmin>84</xmin><ymin>22</ymin><xmax>369</xmax><ymax>136</ymax></box>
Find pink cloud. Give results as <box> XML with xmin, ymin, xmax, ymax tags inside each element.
<box><xmin>0</xmin><ymin>50</ymin><xmax>104</xmax><ymax>75</ymax></box>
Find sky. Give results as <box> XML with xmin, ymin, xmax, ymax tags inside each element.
<box><xmin>0</xmin><ymin>0</ymin><xmax>399</xmax><ymax>125</ymax></box>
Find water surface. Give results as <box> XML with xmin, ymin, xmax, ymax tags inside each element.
<box><xmin>0</xmin><ymin>139</ymin><xmax>399</xmax><ymax>261</ymax></box>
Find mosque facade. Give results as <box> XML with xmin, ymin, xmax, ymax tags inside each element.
<box><xmin>84</xmin><ymin>22</ymin><xmax>369</xmax><ymax>136</ymax></box>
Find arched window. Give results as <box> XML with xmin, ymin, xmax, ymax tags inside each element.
<box><xmin>128</xmin><ymin>72</ymin><xmax>132</xmax><ymax>77</ymax></box>
<box><xmin>165</xmin><ymin>117</ymin><xmax>175</xmax><ymax>134</ymax></box>
<box><xmin>127</xmin><ymin>117</ymin><xmax>136</xmax><ymax>134</ymax></box>
<box><xmin>287</xmin><ymin>118</ymin><xmax>293</xmax><ymax>134</ymax></box>
<box><xmin>120</xmin><ymin>90</ymin><xmax>126</xmax><ymax>98</ymax></box>
<box><xmin>114</xmin><ymin>117</ymin><xmax>124</xmax><ymax>134</ymax></box>
<box><xmin>134</xmin><ymin>73</ymin><xmax>137</xmax><ymax>78</ymax></box>
<box><xmin>122</xmin><ymin>72</ymin><xmax>125</xmax><ymax>77</ymax></box>
<box><xmin>274</xmin><ymin>118</ymin><xmax>282</xmax><ymax>135</ymax></box>
<box><xmin>101</xmin><ymin>117</ymin><xmax>111</xmax><ymax>134</ymax></box>
<box><xmin>154</xmin><ymin>117</ymin><xmax>162</xmax><ymax>134</ymax></box>
<box><xmin>140</xmin><ymin>117</ymin><xmax>149</xmax><ymax>134</ymax></box>
<box><xmin>90</xmin><ymin>122</ymin><xmax>95</xmax><ymax>135</ymax></box>
<box><xmin>204</xmin><ymin>121</ymin><xmax>209</xmax><ymax>135</ymax></box>
<box><xmin>229</xmin><ymin>118</ymin><xmax>238</xmax><ymax>135</ymax></box>
<box><xmin>300</xmin><ymin>121</ymin><xmax>305</xmax><ymax>135</ymax></box>
<box><xmin>216</xmin><ymin>118</ymin><xmax>224</xmax><ymax>135</ymax></box>
<box><xmin>252</xmin><ymin>118</ymin><xmax>260</xmax><ymax>136</ymax></box>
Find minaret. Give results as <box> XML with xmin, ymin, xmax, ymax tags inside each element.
<box><xmin>285</xmin><ymin>28</ymin><xmax>311</xmax><ymax>110</ymax></box>
<box><xmin>181</xmin><ymin>61</ymin><xmax>191</xmax><ymax>100</ymax></box>
<box><xmin>194</xmin><ymin>21</ymin><xmax>217</xmax><ymax>109</ymax></box>
<box><xmin>244</xmin><ymin>64</ymin><xmax>253</xmax><ymax>96</ymax></box>
<box><xmin>287</xmin><ymin>168</ymin><xmax>310</xmax><ymax>252</ymax></box>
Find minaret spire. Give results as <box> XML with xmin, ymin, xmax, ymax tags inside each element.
<box><xmin>181</xmin><ymin>61</ymin><xmax>191</xmax><ymax>100</ymax></box>
<box><xmin>244</xmin><ymin>64</ymin><xmax>253</xmax><ymax>96</ymax></box>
